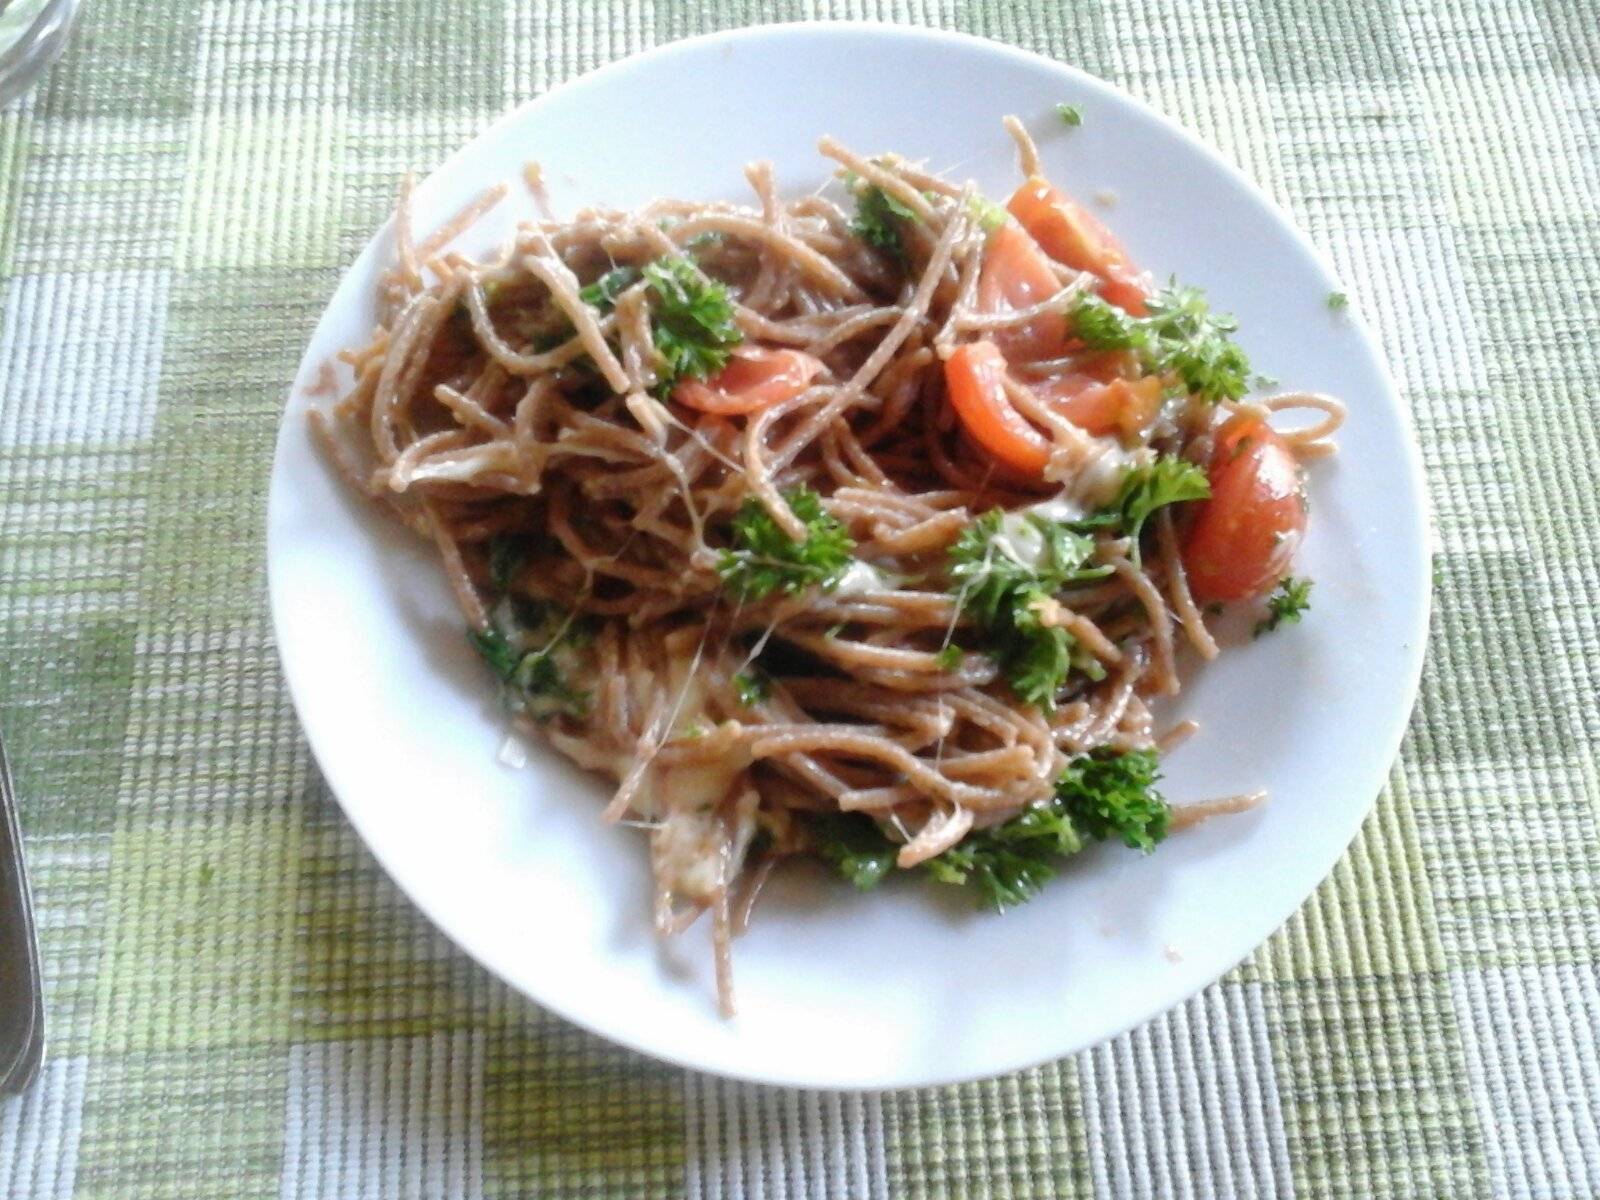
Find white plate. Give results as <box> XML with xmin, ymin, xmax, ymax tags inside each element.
<box><xmin>268</xmin><ymin>23</ymin><xmax>1429</xmax><ymax>1089</ymax></box>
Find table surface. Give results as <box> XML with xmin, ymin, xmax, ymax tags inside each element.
<box><xmin>1</xmin><ymin>2</ymin><xmax>1596</xmax><ymax>1197</ymax></box>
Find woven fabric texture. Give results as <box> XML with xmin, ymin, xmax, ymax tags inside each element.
<box><xmin>1</xmin><ymin>1</ymin><xmax>1596</xmax><ymax>1197</ymax></box>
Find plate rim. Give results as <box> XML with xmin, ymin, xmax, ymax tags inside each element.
<box><xmin>267</xmin><ymin>20</ymin><xmax>1433</xmax><ymax>1089</ymax></box>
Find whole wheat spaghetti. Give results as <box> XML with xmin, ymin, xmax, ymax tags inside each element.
<box><xmin>313</xmin><ymin>121</ymin><xmax>1344</xmax><ymax>1014</ymax></box>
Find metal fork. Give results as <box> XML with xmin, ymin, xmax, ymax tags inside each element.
<box><xmin>0</xmin><ymin>730</ymin><xmax>43</xmax><ymax>1095</ymax></box>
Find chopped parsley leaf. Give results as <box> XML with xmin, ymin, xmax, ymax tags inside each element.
<box><xmin>1070</xmin><ymin>283</ymin><xmax>1251</xmax><ymax>404</ymax></box>
<box><xmin>470</xmin><ymin>546</ymin><xmax>588</xmax><ymax>720</ymax></box>
<box><xmin>1004</xmin><ymin>598</ymin><xmax>1078</xmax><ymax>709</ymax></box>
<box><xmin>642</xmin><ymin>255</ymin><xmax>742</xmax><ymax>393</ymax></box>
<box><xmin>1057</xmin><ymin>749</ymin><xmax>1170</xmax><ymax>851</ymax></box>
<box><xmin>848</xmin><ymin>177</ymin><xmax>920</xmax><ymax>261</ymax></box>
<box><xmin>468</xmin><ymin>626</ymin><xmax>588</xmax><ymax>719</ymax></box>
<box><xmin>1111</xmin><ymin>457</ymin><xmax>1211</xmax><ymax>559</ymax></box>
<box><xmin>967</xmin><ymin>194</ymin><xmax>1010</xmax><ymax>233</ymax></box>
<box><xmin>1327</xmin><ymin>290</ymin><xmax>1349</xmax><ymax>311</ymax></box>
<box><xmin>805</xmin><ymin>812</ymin><xmax>899</xmax><ymax>891</ymax></box>
<box><xmin>1254</xmin><ymin>576</ymin><xmax>1313</xmax><ymax>637</ymax></box>
<box><xmin>487</xmin><ymin>533</ymin><xmax>533</xmax><ymax>593</ymax></box>
<box><xmin>469</xmin><ymin>625</ymin><xmax>520</xmax><ymax>680</ymax></box>
<box><xmin>1142</xmin><ymin>284</ymin><xmax>1252</xmax><ymax>404</ymax></box>
<box><xmin>804</xmin><ymin>748</ymin><xmax>1167</xmax><ymax>910</ymax></box>
<box><xmin>578</xmin><ymin>264</ymin><xmax>641</xmax><ymax>312</ymax></box>
<box><xmin>949</xmin><ymin>511</ymin><xmax>1103</xmax><ymax>625</ymax></box>
<box><xmin>717</xmin><ymin>486</ymin><xmax>856</xmax><ymax>603</ymax></box>
<box><xmin>1055</xmin><ymin>103</ymin><xmax>1084</xmax><ymax>127</ymax></box>
<box><xmin>948</xmin><ymin>510</ymin><xmax>1111</xmax><ymax>708</ymax></box>
<box><xmin>924</xmin><ymin>799</ymin><xmax>1085</xmax><ymax>910</ymax></box>
<box><xmin>733</xmin><ymin>669</ymin><xmax>771</xmax><ymax>707</ymax></box>
<box><xmin>1068</xmin><ymin>293</ymin><xmax>1142</xmax><ymax>351</ymax></box>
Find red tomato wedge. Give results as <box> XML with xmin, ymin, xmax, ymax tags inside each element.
<box><xmin>945</xmin><ymin>341</ymin><xmax>1053</xmax><ymax>475</ymax></box>
<box><xmin>671</xmin><ymin>348</ymin><xmax>823</xmax><ymax>415</ymax></box>
<box><xmin>976</xmin><ymin>222</ymin><xmax>1071</xmax><ymax>362</ymax></box>
<box><xmin>946</xmin><ymin>342</ymin><xmax>1162</xmax><ymax>476</ymax></box>
<box><xmin>1006</xmin><ymin>176</ymin><xmax>1151</xmax><ymax>315</ymax></box>
<box><xmin>1035</xmin><ymin>374</ymin><xmax>1163</xmax><ymax>439</ymax></box>
<box><xmin>1182</xmin><ymin>415</ymin><xmax>1307</xmax><ymax>602</ymax></box>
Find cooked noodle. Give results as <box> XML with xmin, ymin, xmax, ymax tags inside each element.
<box><xmin>312</xmin><ymin>125</ymin><xmax>1344</xmax><ymax>1014</ymax></box>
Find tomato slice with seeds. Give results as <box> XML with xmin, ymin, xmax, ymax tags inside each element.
<box><xmin>1181</xmin><ymin>415</ymin><xmax>1307</xmax><ymax>602</ymax></box>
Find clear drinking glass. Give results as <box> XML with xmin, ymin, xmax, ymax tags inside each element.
<box><xmin>0</xmin><ymin>0</ymin><xmax>79</xmax><ymax>107</ymax></box>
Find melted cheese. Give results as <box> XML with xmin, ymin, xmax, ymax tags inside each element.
<box><xmin>993</xmin><ymin>513</ymin><xmax>1048</xmax><ymax>569</ymax></box>
<box><xmin>1073</xmin><ymin>442</ymin><xmax>1149</xmax><ymax>508</ymax></box>
<box><xmin>1025</xmin><ymin>494</ymin><xmax>1086</xmax><ymax>524</ymax></box>
<box><xmin>653</xmin><ymin>750</ymin><xmax>754</xmax><ymax>900</ymax></box>
<box><xmin>831</xmin><ymin>560</ymin><xmax>890</xmax><ymax>596</ymax></box>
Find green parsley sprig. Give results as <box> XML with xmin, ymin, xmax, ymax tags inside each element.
<box><xmin>1068</xmin><ymin>293</ymin><xmax>1141</xmax><ymax>350</ymax></box>
<box><xmin>1141</xmin><ymin>285</ymin><xmax>1252</xmax><ymax>402</ymax></box>
<box><xmin>806</xmin><ymin>812</ymin><xmax>900</xmax><ymax>891</ymax></box>
<box><xmin>1111</xmin><ymin>457</ymin><xmax>1211</xmax><ymax>560</ymax></box>
<box><xmin>471</xmin><ymin>626</ymin><xmax>589</xmax><ymax>719</ymax></box>
<box><xmin>948</xmin><ymin>510</ymin><xmax>1111</xmax><ymax>708</ymax></box>
<box><xmin>803</xmin><ymin>748</ymin><xmax>1170</xmax><ymax>910</ymax></box>
<box><xmin>967</xmin><ymin>194</ymin><xmax>1010</xmax><ymax>233</ymax></box>
<box><xmin>642</xmin><ymin>255</ymin><xmax>743</xmax><ymax>393</ymax></box>
<box><xmin>578</xmin><ymin>264</ymin><xmax>641</xmax><ymax>312</ymax></box>
<box><xmin>717</xmin><ymin>487</ymin><xmax>856</xmax><ymax>603</ymax></box>
<box><xmin>469</xmin><ymin>536</ymin><xmax>589</xmax><ymax>720</ymax></box>
<box><xmin>923</xmin><ymin>798</ymin><xmax>1086</xmax><ymax>909</ymax></box>
<box><xmin>733</xmin><ymin>669</ymin><xmax>771</xmax><ymax>707</ymax></box>
<box><xmin>1056</xmin><ymin>749</ymin><xmax>1169</xmax><ymax>851</ymax></box>
<box><xmin>1254</xmin><ymin>576</ymin><xmax>1313</xmax><ymax>637</ymax></box>
<box><xmin>1067</xmin><ymin>458</ymin><xmax>1212</xmax><ymax>560</ymax></box>
<box><xmin>1070</xmin><ymin>282</ymin><xmax>1252</xmax><ymax>404</ymax></box>
<box><xmin>846</xmin><ymin>172</ymin><xmax>921</xmax><ymax>262</ymax></box>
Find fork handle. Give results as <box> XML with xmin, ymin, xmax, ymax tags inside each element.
<box><xmin>0</xmin><ymin>732</ymin><xmax>45</xmax><ymax>1094</ymax></box>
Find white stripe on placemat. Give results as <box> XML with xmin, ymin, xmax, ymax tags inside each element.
<box><xmin>1450</xmin><ymin>964</ymin><xmax>1600</xmax><ymax>1199</ymax></box>
<box><xmin>0</xmin><ymin>1055</ymin><xmax>88</xmax><ymax>1200</ymax></box>
<box><xmin>683</xmin><ymin>1074</ymin><xmax>889</xmax><ymax>1200</ymax></box>
<box><xmin>279</xmin><ymin>1032</ymin><xmax>485</xmax><ymax>1200</ymax></box>
<box><xmin>0</xmin><ymin>270</ymin><xmax>170</xmax><ymax>450</ymax></box>
<box><xmin>1080</xmin><ymin>982</ymin><xmax>1295</xmax><ymax>1199</ymax></box>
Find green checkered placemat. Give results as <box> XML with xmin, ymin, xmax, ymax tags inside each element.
<box><xmin>2</xmin><ymin>1</ymin><xmax>1596</xmax><ymax>1196</ymax></box>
